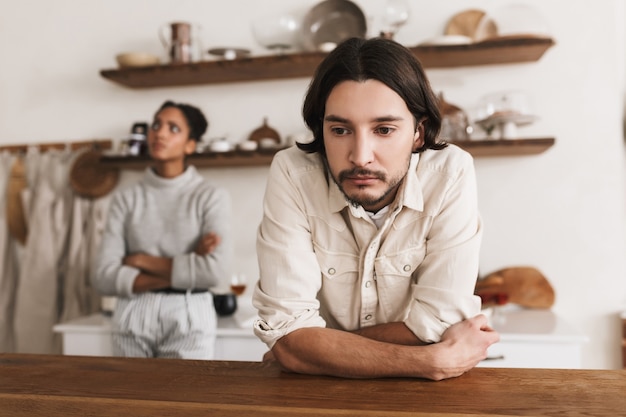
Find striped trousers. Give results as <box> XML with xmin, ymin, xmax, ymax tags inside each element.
<box><xmin>112</xmin><ymin>291</ymin><xmax>216</xmax><ymax>359</ymax></box>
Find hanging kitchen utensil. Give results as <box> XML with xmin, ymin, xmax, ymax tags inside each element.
<box><xmin>6</xmin><ymin>156</ymin><xmax>28</xmax><ymax>244</ymax></box>
<box><xmin>69</xmin><ymin>149</ymin><xmax>120</xmax><ymax>199</ymax></box>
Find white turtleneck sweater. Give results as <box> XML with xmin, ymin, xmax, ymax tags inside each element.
<box><xmin>92</xmin><ymin>166</ymin><xmax>232</xmax><ymax>298</ymax></box>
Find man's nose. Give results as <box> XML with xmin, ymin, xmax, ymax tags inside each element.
<box><xmin>349</xmin><ymin>133</ymin><xmax>374</xmax><ymax>167</ymax></box>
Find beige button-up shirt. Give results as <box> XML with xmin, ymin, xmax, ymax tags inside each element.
<box><xmin>253</xmin><ymin>145</ymin><xmax>482</xmax><ymax>348</ymax></box>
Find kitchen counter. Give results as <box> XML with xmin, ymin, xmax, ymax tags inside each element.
<box><xmin>0</xmin><ymin>353</ymin><xmax>623</xmax><ymax>417</ymax></box>
<box><xmin>52</xmin><ymin>310</ymin><xmax>253</xmax><ymax>338</ymax></box>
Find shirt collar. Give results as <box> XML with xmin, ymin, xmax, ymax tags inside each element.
<box><xmin>396</xmin><ymin>153</ymin><xmax>424</xmax><ymax>212</ymax></box>
<box><xmin>328</xmin><ymin>173</ymin><xmax>349</xmax><ymax>213</ymax></box>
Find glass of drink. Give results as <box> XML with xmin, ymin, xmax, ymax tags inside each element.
<box><xmin>230</xmin><ymin>273</ymin><xmax>248</xmax><ymax>296</ymax></box>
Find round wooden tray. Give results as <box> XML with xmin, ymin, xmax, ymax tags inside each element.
<box><xmin>445</xmin><ymin>9</ymin><xmax>497</xmax><ymax>41</ymax></box>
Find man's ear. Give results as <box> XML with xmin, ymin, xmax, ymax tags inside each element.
<box><xmin>412</xmin><ymin>124</ymin><xmax>425</xmax><ymax>151</ymax></box>
<box><xmin>185</xmin><ymin>139</ymin><xmax>197</xmax><ymax>155</ymax></box>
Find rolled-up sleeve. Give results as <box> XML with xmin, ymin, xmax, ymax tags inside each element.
<box><xmin>253</xmin><ymin>153</ymin><xmax>327</xmax><ymax>348</ymax></box>
<box><xmin>404</xmin><ymin>152</ymin><xmax>482</xmax><ymax>343</ymax></box>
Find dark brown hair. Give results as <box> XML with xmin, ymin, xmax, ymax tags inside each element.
<box><xmin>299</xmin><ymin>37</ymin><xmax>445</xmax><ymax>155</ymax></box>
<box><xmin>156</xmin><ymin>101</ymin><xmax>208</xmax><ymax>142</ymax></box>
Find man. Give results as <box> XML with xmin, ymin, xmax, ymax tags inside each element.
<box><xmin>252</xmin><ymin>37</ymin><xmax>499</xmax><ymax>380</ymax></box>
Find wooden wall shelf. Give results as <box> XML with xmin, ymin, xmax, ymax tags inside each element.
<box><xmin>454</xmin><ymin>137</ymin><xmax>555</xmax><ymax>157</ymax></box>
<box><xmin>100</xmin><ymin>138</ymin><xmax>555</xmax><ymax>170</ymax></box>
<box><xmin>100</xmin><ymin>36</ymin><xmax>555</xmax><ymax>89</ymax></box>
<box><xmin>100</xmin><ymin>149</ymin><xmax>279</xmax><ymax>170</ymax></box>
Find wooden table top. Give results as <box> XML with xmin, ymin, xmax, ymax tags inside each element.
<box><xmin>1</xmin><ymin>353</ymin><xmax>624</xmax><ymax>417</ymax></box>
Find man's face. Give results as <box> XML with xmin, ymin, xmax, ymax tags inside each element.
<box><xmin>323</xmin><ymin>79</ymin><xmax>423</xmax><ymax>213</ymax></box>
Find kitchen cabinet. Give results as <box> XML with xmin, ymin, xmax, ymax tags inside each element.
<box><xmin>477</xmin><ymin>306</ymin><xmax>587</xmax><ymax>369</ymax></box>
<box><xmin>53</xmin><ymin>297</ymin><xmax>267</xmax><ymax>361</ymax></box>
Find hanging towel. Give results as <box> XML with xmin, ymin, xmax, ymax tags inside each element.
<box><xmin>14</xmin><ymin>150</ymin><xmax>72</xmax><ymax>354</ymax></box>
<box><xmin>0</xmin><ymin>152</ymin><xmax>19</xmax><ymax>352</ymax></box>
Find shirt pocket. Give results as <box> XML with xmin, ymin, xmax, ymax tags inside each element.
<box><xmin>314</xmin><ymin>244</ymin><xmax>360</xmax><ymax>320</ymax></box>
<box><xmin>374</xmin><ymin>245</ymin><xmax>426</xmax><ymax>315</ymax></box>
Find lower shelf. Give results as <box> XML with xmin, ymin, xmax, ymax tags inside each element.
<box><xmin>100</xmin><ymin>149</ymin><xmax>279</xmax><ymax>170</ymax></box>
<box><xmin>99</xmin><ymin>138</ymin><xmax>555</xmax><ymax>170</ymax></box>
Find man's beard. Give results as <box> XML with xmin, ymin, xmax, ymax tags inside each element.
<box><xmin>325</xmin><ymin>162</ymin><xmax>408</xmax><ymax>211</ymax></box>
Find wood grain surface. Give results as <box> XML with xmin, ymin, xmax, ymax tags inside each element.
<box><xmin>0</xmin><ymin>353</ymin><xmax>624</xmax><ymax>416</ymax></box>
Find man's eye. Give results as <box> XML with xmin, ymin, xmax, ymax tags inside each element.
<box><xmin>151</xmin><ymin>122</ymin><xmax>160</xmax><ymax>131</ymax></box>
<box><xmin>331</xmin><ymin>127</ymin><xmax>349</xmax><ymax>135</ymax></box>
<box><xmin>171</xmin><ymin>125</ymin><xmax>181</xmax><ymax>133</ymax></box>
<box><xmin>376</xmin><ymin>126</ymin><xmax>394</xmax><ymax>135</ymax></box>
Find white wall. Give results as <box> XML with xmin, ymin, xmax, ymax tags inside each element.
<box><xmin>1</xmin><ymin>0</ymin><xmax>625</xmax><ymax>369</ymax></box>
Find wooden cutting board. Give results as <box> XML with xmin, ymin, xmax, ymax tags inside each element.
<box><xmin>69</xmin><ymin>149</ymin><xmax>120</xmax><ymax>199</ymax></box>
<box><xmin>445</xmin><ymin>9</ymin><xmax>497</xmax><ymax>41</ymax></box>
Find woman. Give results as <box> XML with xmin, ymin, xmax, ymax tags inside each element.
<box><xmin>93</xmin><ymin>101</ymin><xmax>232</xmax><ymax>359</ymax></box>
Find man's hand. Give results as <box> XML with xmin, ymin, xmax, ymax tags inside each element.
<box><xmin>263</xmin><ymin>350</ymin><xmax>276</xmax><ymax>362</ymax></box>
<box><xmin>429</xmin><ymin>314</ymin><xmax>500</xmax><ymax>380</ymax></box>
<box><xmin>194</xmin><ymin>232</ymin><xmax>221</xmax><ymax>256</ymax></box>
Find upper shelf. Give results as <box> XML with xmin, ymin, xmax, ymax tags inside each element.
<box><xmin>100</xmin><ymin>36</ymin><xmax>555</xmax><ymax>89</ymax></box>
<box><xmin>455</xmin><ymin>137</ymin><xmax>554</xmax><ymax>157</ymax></box>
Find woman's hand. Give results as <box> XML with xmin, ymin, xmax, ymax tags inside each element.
<box><xmin>123</xmin><ymin>253</ymin><xmax>148</xmax><ymax>269</ymax></box>
<box><xmin>131</xmin><ymin>273</ymin><xmax>170</xmax><ymax>293</ymax></box>
<box><xmin>123</xmin><ymin>253</ymin><xmax>173</xmax><ymax>279</ymax></box>
<box><xmin>194</xmin><ymin>232</ymin><xmax>222</xmax><ymax>255</ymax></box>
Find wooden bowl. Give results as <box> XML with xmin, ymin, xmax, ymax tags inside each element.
<box><xmin>116</xmin><ymin>52</ymin><xmax>160</xmax><ymax>68</ymax></box>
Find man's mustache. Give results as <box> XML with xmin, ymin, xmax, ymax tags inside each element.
<box><xmin>338</xmin><ymin>168</ymin><xmax>386</xmax><ymax>182</ymax></box>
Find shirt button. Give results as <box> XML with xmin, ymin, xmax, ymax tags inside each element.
<box><xmin>403</xmin><ymin>264</ymin><xmax>411</xmax><ymax>272</ymax></box>
<box><xmin>365</xmin><ymin>314</ymin><xmax>372</xmax><ymax>320</ymax></box>
<box><xmin>365</xmin><ymin>281</ymin><xmax>372</xmax><ymax>288</ymax></box>
<box><xmin>328</xmin><ymin>268</ymin><xmax>336</xmax><ymax>275</ymax></box>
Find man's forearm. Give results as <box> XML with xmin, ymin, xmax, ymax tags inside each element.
<box><xmin>271</xmin><ymin>327</ymin><xmax>440</xmax><ymax>379</ymax></box>
<box><xmin>270</xmin><ymin>316</ymin><xmax>498</xmax><ymax>381</ymax></box>
<box><xmin>352</xmin><ymin>322</ymin><xmax>426</xmax><ymax>346</ymax></box>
